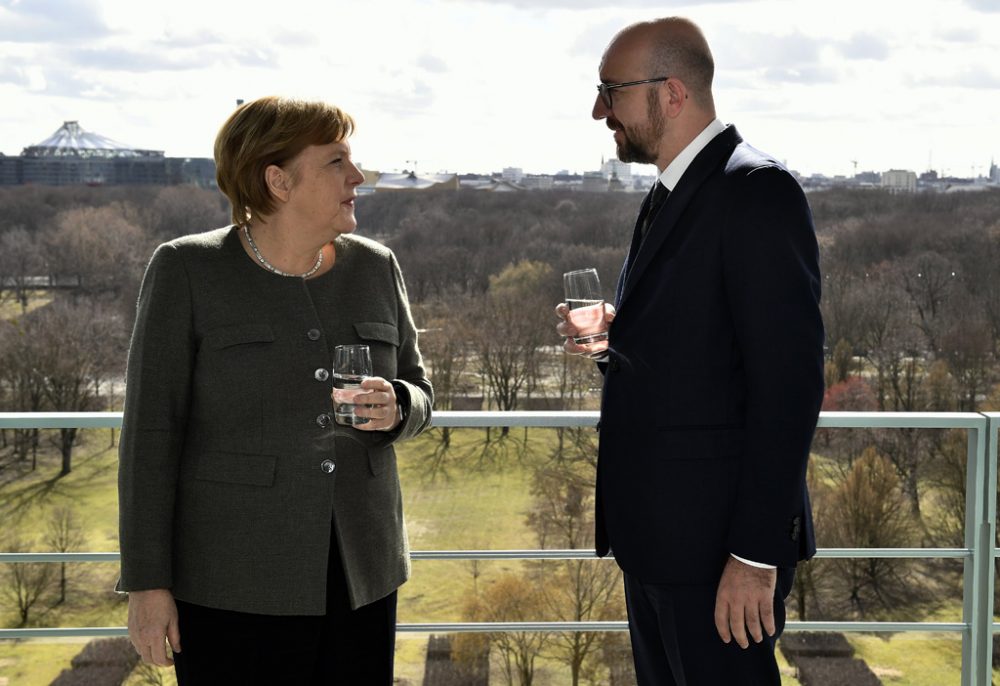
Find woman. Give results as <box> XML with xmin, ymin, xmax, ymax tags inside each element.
<box><xmin>118</xmin><ymin>96</ymin><xmax>433</xmax><ymax>684</ymax></box>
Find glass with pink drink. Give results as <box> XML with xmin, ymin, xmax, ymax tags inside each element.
<box><xmin>563</xmin><ymin>268</ymin><xmax>608</xmax><ymax>346</ymax></box>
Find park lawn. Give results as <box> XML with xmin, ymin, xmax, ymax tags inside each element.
<box><xmin>0</xmin><ymin>640</ymin><xmax>84</xmax><ymax>686</ymax></box>
<box><xmin>0</xmin><ymin>290</ymin><xmax>53</xmax><ymax>321</ymax></box>
<box><xmin>849</xmin><ymin>632</ymin><xmax>963</xmax><ymax>684</ymax></box>
<box><xmin>398</xmin><ymin>427</ymin><xmax>546</xmax><ymax>624</ymax></box>
<box><xmin>1</xmin><ymin>429</ymin><xmax>121</xmax><ymax>552</ymax></box>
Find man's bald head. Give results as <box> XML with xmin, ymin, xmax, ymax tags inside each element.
<box><xmin>611</xmin><ymin>17</ymin><xmax>715</xmax><ymax>112</ymax></box>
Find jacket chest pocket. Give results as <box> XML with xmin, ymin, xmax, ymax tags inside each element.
<box><xmin>353</xmin><ymin>321</ymin><xmax>399</xmax><ymax>379</ymax></box>
<box><xmin>196</xmin><ymin>324</ymin><xmax>276</xmax><ymax>437</ymax></box>
<box><xmin>203</xmin><ymin>323</ymin><xmax>276</xmax><ymax>352</ymax></box>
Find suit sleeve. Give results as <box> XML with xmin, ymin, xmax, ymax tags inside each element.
<box><xmin>722</xmin><ymin>166</ymin><xmax>825</xmax><ymax>567</ymax></box>
<box><xmin>117</xmin><ymin>243</ymin><xmax>195</xmax><ymax>591</ymax></box>
<box><xmin>385</xmin><ymin>252</ymin><xmax>433</xmax><ymax>443</ymax></box>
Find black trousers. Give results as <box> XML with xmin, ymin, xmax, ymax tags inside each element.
<box><xmin>623</xmin><ymin>566</ymin><xmax>794</xmax><ymax>686</ymax></box>
<box><xmin>173</xmin><ymin>533</ymin><xmax>396</xmax><ymax>685</ymax></box>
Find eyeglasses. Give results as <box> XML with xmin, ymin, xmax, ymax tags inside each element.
<box><xmin>596</xmin><ymin>77</ymin><xmax>669</xmax><ymax>110</ymax></box>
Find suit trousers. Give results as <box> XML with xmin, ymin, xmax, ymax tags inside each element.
<box><xmin>172</xmin><ymin>525</ymin><xmax>397</xmax><ymax>685</ymax></box>
<box><xmin>624</xmin><ymin>566</ymin><xmax>794</xmax><ymax>686</ymax></box>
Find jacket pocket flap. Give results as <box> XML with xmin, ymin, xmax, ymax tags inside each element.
<box><xmin>194</xmin><ymin>452</ymin><xmax>276</xmax><ymax>486</ymax></box>
<box><xmin>354</xmin><ymin>321</ymin><xmax>399</xmax><ymax>346</ymax></box>
<box><xmin>204</xmin><ymin>324</ymin><xmax>275</xmax><ymax>350</ymax></box>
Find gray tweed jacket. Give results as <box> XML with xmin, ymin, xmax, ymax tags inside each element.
<box><xmin>117</xmin><ymin>226</ymin><xmax>433</xmax><ymax>613</ymax></box>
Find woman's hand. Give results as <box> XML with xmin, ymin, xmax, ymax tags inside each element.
<box><xmin>127</xmin><ymin>588</ymin><xmax>181</xmax><ymax>666</ymax></box>
<box><xmin>348</xmin><ymin>376</ymin><xmax>402</xmax><ymax>432</ymax></box>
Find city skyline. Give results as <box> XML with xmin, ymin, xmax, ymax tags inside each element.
<box><xmin>1</xmin><ymin>0</ymin><xmax>998</xmax><ymax>178</ymax></box>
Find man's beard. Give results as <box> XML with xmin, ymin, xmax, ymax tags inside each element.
<box><xmin>613</xmin><ymin>90</ymin><xmax>664</xmax><ymax>164</ymax></box>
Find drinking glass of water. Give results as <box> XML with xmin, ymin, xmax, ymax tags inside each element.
<box><xmin>563</xmin><ymin>268</ymin><xmax>608</xmax><ymax>345</ymax></box>
<box><xmin>332</xmin><ymin>344</ymin><xmax>372</xmax><ymax>426</ymax></box>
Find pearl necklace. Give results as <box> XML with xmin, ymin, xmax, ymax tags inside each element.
<box><xmin>243</xmin><ymin>223</ymin><xmax>324</xmax><ymax>279</ymax></box>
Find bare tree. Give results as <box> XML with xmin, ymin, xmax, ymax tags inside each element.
<box><xmin>0</xmin><ymin>227</ymin><xmax>45</xmax><ymax>313</ymax></box>
<box><xmin>472</xmin><ymin>261</ymin><xmax>555</xmax><ymax>438</ymax></box>
<box><xmin>9</xmin><ymin>300</ymin><xmax>125</xmax><ymax>475</ymax></box>
<box><xmin>41</xmin><ymin>204</ymin><xmax>152</xmax><ymax>307</ymax></box>
<box><xmin>823</xmin><ymin>448</ymin><xmax>922</xmax><ymax>618</ymax></box>
<box><xmin>1</xmin><ymin>536</ymin><xmax>53</xmax><ymax>626</ymax></box>
<box><xmin>44</xmin><ymin>506</ymin><xmax>86</xmax><ymax>604</ymax></box>
<box><xmin>527</xmin><ymin>464</ymin><xmax>622</xmax><ymax>686</ymax></box>
<box><xmin>465</xmin><ymin>574</ymin><xmax>551</xmax><ymax>686</ymax></box>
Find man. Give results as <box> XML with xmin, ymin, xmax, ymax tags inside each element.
<box><xmin>556</xmin><ymin>17</ymin><xmax>824</xmax><ymax>685</ymax></box>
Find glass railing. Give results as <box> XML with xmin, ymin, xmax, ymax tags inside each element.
<box><xmin>1</xmin><ymin>411</ymin><xmax>998</xmax><ymax>685</ymax></box>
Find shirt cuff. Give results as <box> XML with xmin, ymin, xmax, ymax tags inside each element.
<box><xmin>731</xmin><ymin>553</ymin><xmax>776</xmax><ymax>570</ymax></box>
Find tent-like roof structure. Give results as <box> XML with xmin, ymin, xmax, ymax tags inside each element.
<box><xmin>21</xmin><ymin>121</ymin><xmax>163</xmax><ymax>159</ymax></box>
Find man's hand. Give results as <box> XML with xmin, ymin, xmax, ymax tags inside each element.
<box><xmin>555</xmin><ymin>302</ymin><xmax>615</xmax><ymax>357</ymax></box>
<box><xmin>128</xmin><ymin>588</ymin><xmax>181</xmax><ymax>666</ymax></box>
<box><xmin>714</xmin><ymin>556</ymin><xmax>777</xmax><ymax>649</ymax></box>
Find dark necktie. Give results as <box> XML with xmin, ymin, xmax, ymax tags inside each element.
<box><xmin>640</xmin><ymin>180</ymin><xmax>670</xmax><ymax>238</ymax></box>
<box><xmin>616</xmin><ymin>181</ymin><xmax>670</xmax><ymax>307</ymax></box>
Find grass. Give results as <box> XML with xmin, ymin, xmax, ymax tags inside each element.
<box><xmin>0</xmin><ymin>290</ymin><xmax>53</xmax><ymax>321</ymax></box>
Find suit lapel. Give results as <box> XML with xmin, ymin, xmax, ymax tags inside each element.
<box><xmin>617</xmin><ymin>125</ymin><xmax>744</xmax><ymax>311</ymax></box>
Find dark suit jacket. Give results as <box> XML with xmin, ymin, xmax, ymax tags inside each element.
<box><xmin>595</xmin><ymin>125</ymin><xmax>824</xmax><ymax>584</ymax></box>
<box><xmin>118</xmin><ymin>227</ymin><xmax>433</xmax><ymax>613</ymax></box>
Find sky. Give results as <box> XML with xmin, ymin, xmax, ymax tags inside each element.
<box><xmin>1</xmin><ymin>0</ymin><xmax>998</xmax><ymax>178</ymax></box>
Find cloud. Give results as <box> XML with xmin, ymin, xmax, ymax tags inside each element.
<box><xmin>447</xmin><ymin>0</ymin><xmax>755</xmax><ymax>7</ymax></box>
<box><xmin>0</xmin><ymin>0</ymin><xmax>111</xmax><ymax>42</ymax></box>
<box><xmin>65</xmin><ymin>47</ymin><xmax>206</xmax><ymax>72</ymax></box>
<box><xmin>838</xmin><ymin>33</ymin><xmax>890</xmax><ymax>60</ymax></box>
<box><xmin>59</xmin><ymin>43</ymin><xmax>276</xmax><ymax>74</ymax></box>
<box><xmin>416</xmin><ymin>53</ymin><xmax>448</xmax><ymax>74</ymax></box>
<box><xmin>367</xmin><ymin>79</ymin><xmax>435</xmax><ymax>117</ymax></box>
<box><xmin>935</xmin><ymin>26</ymin><xmax>980</xmax><ymax>42</ymax></box>
<box><xmin>964</xmin><ymin>0</ymin><xmax>1000</xmax><ymax>11</ymax></box>
<box><xmin>762</xmin><ymin>65</ymin><xmax>839</xmax><ymax>84</ymax></box>
<box><xmin>715</xmin><ymin>30</ymin><xmax>823</xmax><ymax>70</ymax></box>
<box><xmin>914</xmin><ymin>68</ymin><xmax>1000</xmax><ymax>88</ymax></box>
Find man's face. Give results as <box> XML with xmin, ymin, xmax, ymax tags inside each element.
<box><xmin>593</xmin><ymin>34</ymin><xmax>664</xmax><ymax>165</ymax></box>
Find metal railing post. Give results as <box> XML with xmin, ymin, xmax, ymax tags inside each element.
<box><xmin>982</xmin><ymin>412</ymin><xmax>1000</xmax><ymax>684</ymax></box>
<box><xmin>962</xmin><ymin>417</ymin><xmax>993</xmax><ymax>686</ymax></box>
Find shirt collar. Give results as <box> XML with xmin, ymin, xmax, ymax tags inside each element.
<box><xmin>658</xmin><ymin>118</ymin><xmax>726</xmax><ymax>192</ymax></box>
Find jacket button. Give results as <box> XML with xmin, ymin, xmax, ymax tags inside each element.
<box><xmin>320</xmin><ymin>459</ymin><xmax>336</xmax><ymax>474</ymax></box>
<box><xmin>316</xmin><ymin>413</ymin><xmax>332</xmax><ymax>427</ymax></box>
<box><xmin>307</xmin><ymin>328</ymin><xmax>321</xmax><ymax>341</ymax></box>
<box><xmin>314</xmin><ymin>368</ymin><xmax>330</xmax><ymax>382</ymax></box>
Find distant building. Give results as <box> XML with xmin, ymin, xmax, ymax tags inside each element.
<box><xmin>0</xmin><ymin>121</ymin><xmax>216</xmax><ymax>188</ymax></box>
<box><xmin>521</xmin><ymin>174</ymin><xmax>554</xmax><ymax>190</ymax></box>
<box><xmin>581</xmin><ymin>171</ymin><xmax>608</xmax><ymax>192</ymax></box>
<box><xmin>502</xmin><ymin>167</ymin><xmax>524</xmax><ymax>183</ymax></box>
<box><xmin>990</xmin><ymin>160</ymin><xmax>999</xmax><ymax>184</ymax></box>
<box><xmin>881</xmin><ymin>169</ymin><xmax>917</xmax><ymax>193</ymax></box>
<box><xmin>600</xmin><ymin>158</ymin><xmax>632</xmax><ymax>186</ymax></box>
<box><xmin>362</xmin><ymin>169</ymin><xmax>459</xmax><ymax>192</ymax></box>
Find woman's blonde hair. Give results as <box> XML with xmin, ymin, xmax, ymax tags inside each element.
<box><xmin>214</xmin><ymin>96</ymin><xmax>355</xmax><ymax>224</ymax></box>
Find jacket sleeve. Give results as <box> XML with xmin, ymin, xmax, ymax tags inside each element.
<box><xmin>383</xmin><ymin>252</ymin><xmax>433</xmax><ymax>444</ymax></box>
<box><xmin>117</xmin><ymin>243</ymin><xmax>195</xmax><ymax>591</ymax></box>
<box><xmin>722</xmin><ymin>166</ymin><xmax>825</xmax><ymax>566</ymax></box>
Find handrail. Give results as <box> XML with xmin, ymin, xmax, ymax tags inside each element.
<box><xmin>0</xmin><ymin>410</ymin><xmax>996</xmax><ymax>686</ymax></box>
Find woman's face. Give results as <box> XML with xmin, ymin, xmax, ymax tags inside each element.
<box><xmin>282</xmin><ymin>139</ymin><xmax>365</xmax><ymax>238</ymax></box>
